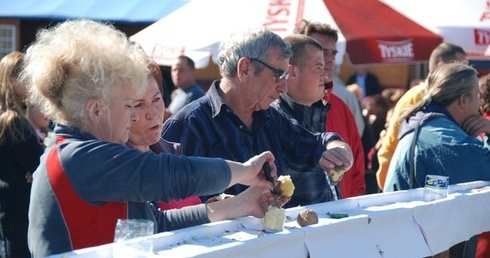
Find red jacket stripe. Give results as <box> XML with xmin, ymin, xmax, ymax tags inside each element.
<box><xmin>46</xmin><ymin>136</ymin><xmax>128</xmax><ymax>250</ymax></box>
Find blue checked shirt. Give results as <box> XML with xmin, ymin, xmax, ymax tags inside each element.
<box><xmin>271</xmin><ymin>94</ymin><xmax>336</xmax><ymax>206</ymax></box>
<box><xmin>162</xmin><ymin>80</ymin><xmax>342</xmax><ymax>204</ymax></box>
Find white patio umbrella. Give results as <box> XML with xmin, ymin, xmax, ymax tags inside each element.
<box><xmin>383</xmin><ymin>0</ymin><xmax>490</xmax><ymax>60</ymax></box>
<box><xmin>130</xmin><ymin>0</ymin><xmax>441</xmax><ymax>69</ymax></box>
<box><xmin>130</xmin><ymin>0</ymin><xmax>345</xmax><ymax>68</ymax></box>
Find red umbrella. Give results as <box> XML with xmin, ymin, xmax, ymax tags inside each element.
<box><xmin>324</xmin><ymin>0</ymin><xmax>443</xmax><ymax>65</ymax></box>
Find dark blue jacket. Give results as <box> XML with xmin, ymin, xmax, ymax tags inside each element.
<box><xmin>28</xmin><ymin>124</ymin><xmax>230</xmax><ymax>257</ymax></box>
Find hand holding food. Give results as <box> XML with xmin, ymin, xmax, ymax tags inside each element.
<box><xmin>327</xmin><ymin>165</ymin><xmax>347</xmax><ymax>185</ymax></box>
<box><xmin>277</xmin><ymin>175</ymin><xmax>295</xmax><ymax>198</ymax></box>
<box><xmin>263</xmin><ymin>175</ymin><xmax>295</xmax><ymax>232</ymax></box>
<box><xmin>318</xmin><ymin>142</ymin><xmax>353</xmax><ymax>184</ymax></box>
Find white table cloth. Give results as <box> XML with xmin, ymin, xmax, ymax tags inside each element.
<box><xmin>49</xmin><ymin>181</ymin><xmax>490</xmax><ymax>258</ymax></box>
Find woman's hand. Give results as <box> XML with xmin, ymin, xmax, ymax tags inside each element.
<box><xmin>206</xmin><ymin>186</ymin><xmax>291</xmax><ymax>222</ymax></box>
<box><xmin>226</xmin><ymin>151</ymin><xmax>276</xmax><ymax>190</ymax></box>
<box><xmin>238</xmin><ymin>186</ymin><xmax>290</xmax><ymax>218</ymax></box>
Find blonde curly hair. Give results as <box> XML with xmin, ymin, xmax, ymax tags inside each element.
<box><xmin>22</xmin><ymin>19</ymin><xmax>148</xmax><ymax>130</ymax></box>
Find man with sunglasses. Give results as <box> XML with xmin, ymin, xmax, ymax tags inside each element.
<box><xmin>162</xmin><ymin>27</ymin><xmax>353</xmax><ymax>202</ymax></box>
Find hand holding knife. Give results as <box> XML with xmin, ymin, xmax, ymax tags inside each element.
<box><xmin>263</xmin><ymin>162</ymin><xmax>281</xmax><ymax>207</ymax></box>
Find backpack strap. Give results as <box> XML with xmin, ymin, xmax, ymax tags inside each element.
<box><xmin>407</xmin><ymin>112</ymin><xmax>445</xmax><ymax>189</ymax></box>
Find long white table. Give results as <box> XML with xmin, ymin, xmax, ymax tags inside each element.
<box><xmin>49</xmin><ymin>181</ymin><xmax>490</xmax><ymax>258</ymax></box>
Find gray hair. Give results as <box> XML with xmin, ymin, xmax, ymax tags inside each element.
<box><xmin>22</xmin><ymin>19</ymin><xmax>148</xmax><ymax>129</ymax></box>
<box><xmin>426</xmin><ymin>63</ymin><xmax>477</xmax><ymax>106</ymax></box>
<box><xmin>217</xmin><ymin>27</ymin><xmax>292</xmax><ymax>78</ymax></box>
<box><xmin>399</xmin><ymin>63</ymin><xmax>477</xmax><ymax>122</ymax></box>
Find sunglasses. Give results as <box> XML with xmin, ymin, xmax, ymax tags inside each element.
<box><xmin>248</xmin><ymin>58</ymin><xmax>290</xmax><ymax>83</ymax></box>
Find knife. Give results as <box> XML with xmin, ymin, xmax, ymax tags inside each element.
<box><xmin>262</xmin><ymin>162</ymin><xmax>281</xmax><ymax>207</ymax></box>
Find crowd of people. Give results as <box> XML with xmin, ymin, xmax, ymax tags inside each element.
<box><xmin>0</xmin><ymin>18</ymin><xmax>489</xmax><ymax>258</ymax></box>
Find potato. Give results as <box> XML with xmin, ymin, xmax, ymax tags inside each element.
<box><xmin>215</xmin><ymin>193</ymin><xmax>234</xmax><ymax>201</ymax></box>
<box><xmin>328</xmin><ymin>165</ymin><xmax>347</xmax><ymax>184</ymax></box>
<box><xmin>296</xmin><ymin>209</ymin><xmax>319</xmax><ymax>227</ymax></box>
<box><xmin>277</xmin><ymin>175</ymin><xmax>295</xmax><ymax>198</ymax></box>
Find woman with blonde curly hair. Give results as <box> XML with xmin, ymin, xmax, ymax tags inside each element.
<box><xmin>23</xmin><ymin>20</ymin><xmax>277</xmax><ymax>257</ymax></box>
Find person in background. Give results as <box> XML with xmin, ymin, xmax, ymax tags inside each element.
<box><xmin>297</xmin><ymin>22</ymin><xmax>365</xmax><ymax>198</ymax></box>
<box><xmin>0</xmin><ymin>51</ymin><xmax>45</xmax><ymax>257</ymax></box>
<box><xmin>332</xmin><ymin>73</ymin><xmax>366</xmax><ymax>137</ymax></box>
<box><xmin>347</xmin><ymin>66</ymin><xmax>381</xmax><ymax>99</ymax></box>
<box><xmin>162</xmin><ymin>27</ymin><xmax>353</xmax><ymax>203</ymax></box>
<box><xmin>476</xmin><ymin>74</ymin><xmax>490</xmax><ymax>258</ymax></box>
<box><xmin>362</xmin><ymin>94</ymin><xmax>391</xmax><ymax>148</ymax></box>
<box><xmin>376</xmin><ymin>42</ymin><xmax>468</xmax><ymax>190</ymax></box>
<box><xmin>1</xmin><ymin>52</ymin><xmax>28</xmax><ymax>111</ymax></box>
<box><xmin>346</xmin><ymin>82</ymin><xmax>378</xmax><ymax>193</ymax></box>
<box><xmin>381</xmin><ymin>87</ymin><xmax>405</xmax><ymax>108</ymax></box>
<box><xmin>478</xmin><ymin>73</ymin><xmax>490</xmax><ymax>147</ymax></box>
<box><xmin>26</xmin><ymin>102</ymin><xmax>52</xmax><ymax>145</ymax></box>
<box><xmin>346</xmin><ymin>83</ymin><xmax>362</xmax><ymax>101</ymax></box>
<box><xmin>384</xmin><ymin>63</ymin><xmax>489</xmax><ymax>257</ymax></box>
<box><xmin>168</xmin><ymin>55</ymin><xmax>205</xmax><ymax>114</ymax></box>
<box><xmin>23</xmin><ymin>19</ymin><xmax>277</xmax><ymax>257</ymax></box>
<box><xmin>361</xmin><ymin>94</ymin><xmax>391</xmax><ymax>191</ymax></box>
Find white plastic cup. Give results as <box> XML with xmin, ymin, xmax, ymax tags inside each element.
<box><xmin>113</xmin><ymin>219</ymin><xmax>154</xmax><ymax>258</ymax></box>
<box><xmin>263</xmin><ymin>205</ymin><xmax>286</xmax><ymax>232</ymax></box>
<box><xmin>423</xmin><ymin>175</ymin><xmax>449</xmax><ymax>201</ymax></box>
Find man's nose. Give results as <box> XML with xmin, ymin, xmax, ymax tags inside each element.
<box><xmin>277</xmin><ymin>79</ymin><xmax>288</xmax><ymax>94</ymax></box>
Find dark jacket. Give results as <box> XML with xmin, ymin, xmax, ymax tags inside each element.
<box><xmin>347</xmin><ymin>72</ymin><xmax>381</xmax><ymax>97</ymax></box>
<box><xmin>162</xmin><ymin>80</ymin><xmax>343</xmax><ymax>201</ymax></box>
<box><xmin>384</xmin><ymin>102</ymin><xmax>490</xmax><ymax>192</ymax></box>
<box><xmin>28</xmin><ymin>124</ymin><xmax>230</xmax><ymax>257</ymax></box>
<box><xmin>0</xmin><ymin>115</ymin><xmax>44</xmax><ymax>257</ymax></box>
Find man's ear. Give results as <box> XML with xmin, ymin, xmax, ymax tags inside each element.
<box><xmin>86</xmin><ymin>99</ymin><xmax>101</xmax><ymax>122</ymax></box>
<box><xmin>237</xmin><ymin>57</ymin><xmax>252</xmax><ymax>81</ymax></box>
<box><xmin>284</xmin><ymin>65</ymin><xmax>298</xmax><ymax>84</ymax></box>
<box><xmin>288</xmin><ymin>65</ymin><xmax>298</xmax><ymax>80</ymax></box>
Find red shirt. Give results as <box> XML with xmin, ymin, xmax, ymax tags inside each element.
<box><xmin>324</xmin><ymin>92</ymin><xmax>366</xmax><ymax>198</ymax></box>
